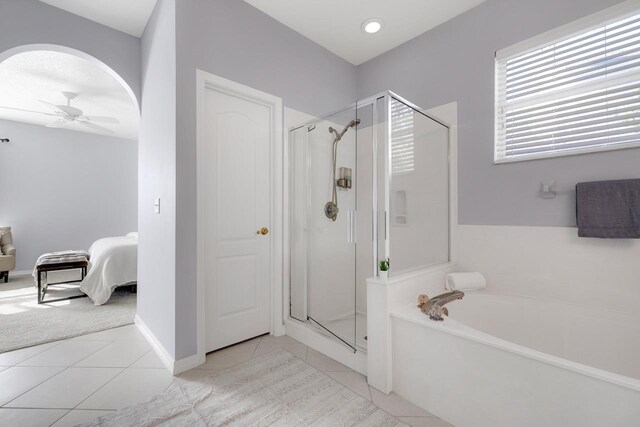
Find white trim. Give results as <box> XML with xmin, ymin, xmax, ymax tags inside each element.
<box><xmin>495</xmin><ymin>0</ymin><xmax>640</xmax><ymax>60</ymax></box>
<box><xmin>196</xmin><ymin>70</ymin><xmax>284</xmax><ymax>365</ymax></box>
<box><xmin>135</xmin><ymin>315</ymin><xmax>173</xmax><ymax>370</ymax></box>
<box><xmin>11</xmin><ymin>270</ymin><xmax>32</xmax><ymax>277</ymax></box>
<box><xmin>495</xmin><ymin>140</ymin><xmax>640</xmax><ymax>164</ymax></box>
<box><xmin>136</xmin><ymin>315</ymin><xmax>204</xmax><ymax>375</ymax></box>
<box><xmin>173</xmin><ymin>352</ymin><xmax>206</xmax><ymax>375</ymax></box>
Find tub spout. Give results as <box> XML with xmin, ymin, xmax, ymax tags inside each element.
<box><xmin>417</xmin><ymin>291</ymin><xmax>464</xmax><ymax>321</ymax></box>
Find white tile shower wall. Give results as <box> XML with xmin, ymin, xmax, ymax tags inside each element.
<box><xmin>457</xmin><ymin>225</ymin><xmax>640</xmax><ymax>316</ymax></box>
<box><xmin>389</xmin><ymin>115</ymin><xmax>449</xmax><ymax>273</ymax></box>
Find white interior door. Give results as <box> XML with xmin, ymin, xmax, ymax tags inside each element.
<box><xmin>202</xmin><ymin>83</ymin><xmax>272</xmax><ymax>353</ymax></box>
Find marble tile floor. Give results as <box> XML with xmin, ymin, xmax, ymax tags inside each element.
<box><xmin>0</xmin><ymin>325</ymin><xmax>453</xmax><ymax>426</ymax></box>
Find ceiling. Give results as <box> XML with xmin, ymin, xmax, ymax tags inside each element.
<box><xmin>37</xmin><ymin>0</ymin><xmax>485</xmax><ymax>64</ymax></box>
<box><xmin>39</xmin><ymin>0</ymin><xmax>157</xmax><ymax>37</ymax></box>
<box><xmin>245</xmin><ymin>0</ymin><xmax>486</xmax><ymax>65</ymax></box>
<box><xmin>0</xmin><ymin>50</ymin><xmax>139</xmax><ymax>140</ymax></box>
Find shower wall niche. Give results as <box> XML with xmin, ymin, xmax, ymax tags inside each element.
<box><xmin>289</xmin><ymin>92</ymin><xmax>450</xmax><ymax>353</ymax></box>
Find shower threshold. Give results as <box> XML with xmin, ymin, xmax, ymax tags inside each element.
<box><xmin>307</xmin><ymin>314</ymin><xmax>367</xmax><ymax>353</ymax></box>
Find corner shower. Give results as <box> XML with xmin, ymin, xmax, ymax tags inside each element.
<box><xmin>289</xmin><ymin>91</ymin><xmax>450</xmax><ymax>353</ymax></box>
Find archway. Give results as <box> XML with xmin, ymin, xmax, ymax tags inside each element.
<box><xmin>0</xmin><ymin>43</ymin><xmax>140</xmax><ymax>351</ymax></box>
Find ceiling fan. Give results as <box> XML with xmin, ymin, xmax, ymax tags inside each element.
<box><xmin>0</xmin><ymin>92</ymin><xmax>120</xmax><ymax>134</ymax></box>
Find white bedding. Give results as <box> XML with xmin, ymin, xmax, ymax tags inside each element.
<box><xmin>80</xmin><ymin>233</ymin><xmax>137</xmax><ymax>305</ymax></box>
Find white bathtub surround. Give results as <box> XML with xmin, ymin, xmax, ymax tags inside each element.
<box><xmin>366</xmin><ymin>251</ymin><xmax>640</xmax><ymax>425</ymax></box>
<box><xmin>366</xmin><ymin>263</ymin><xmax>456</xmax><ymax>394</ymax></box>
<box><xmin>390</xmin><ymin>295</ymin><xmax>640</xmax><ymax>427</ymax></box>
<box><xmin>457</xmin><ymin>225</ymin><xmax>640</xmax><ymax>316</ymax></box>
<box><xmin>445</xmin><ymin>293</ymin><xmax>640</xmax><ymax>380</ymax></box>
<box><xmin>444</xmin><ymin>271</ymin><xmax>486</xmax><ymax>291</ymax></box>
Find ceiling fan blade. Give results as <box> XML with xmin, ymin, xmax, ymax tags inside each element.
<box><xmin>78</xmin><ymin>120</ymin><xmax>114</xmax><ymax>134</ymax></box>
<box><xmin>39</xmin><ymin>100</ymin><xmax>62</xmax><ymax>112</ymax></box>
<box><xmin>55</xmin><ymin>104</ymin><xmax>83</xmax><ymax>117</ymax></box>
<box><xmin>80</xmin><ymin>115</ymin><xmax>120</xmax><ymax>124</ymax></box>
<box><xmin>46</xmin><ymin>119</ymin><xmax>67</xmax><ymax>128</ymax></box>
<box><xmin>38</xmin><ymin>101</ymin><xmax>82</xmax><ymax>117</ymax></box>
<box><xmin>0</xmin><ymin>106</ymin><xmax>58</xmax><ymax>116</ymax></box>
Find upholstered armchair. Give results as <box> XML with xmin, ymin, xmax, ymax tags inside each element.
<box><xmin>0</xmin><ymin>227</ymin><xmax>16</xmax><ymax>283</ymax></box>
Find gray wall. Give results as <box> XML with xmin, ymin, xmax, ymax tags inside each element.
<box><xmin>0</xmin><ymin>119</ymin><xmax>137</xmax><ymax>271</ymax></box>
<box><xmin>0</xmin><ymin>0</ymin><xmax>141</xmax><ymax>106</ymax></box>
<box><xmin>357</xmin><ymin>0</ymin><xmax>640</xmax><ymax>227</ymax></box>
<box><xmin>138</xmin><ymin>0</ymin><xmax>177</xmax><ymax>358</ymax></box>
<box><xmin>171</xmin><ymin>0</ymin><xmax>358</xmax><ymax>359</ymax></box>
<box><xmin>0</xmin><ymin>0</ymin><xmax>142</xmax><ymax>270</ymax></box>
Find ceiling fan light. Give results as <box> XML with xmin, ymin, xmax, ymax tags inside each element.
<box><xmin>362</xmin><ymin>18</ymin><xmax>383</xmax><ymax>34</ymax></box>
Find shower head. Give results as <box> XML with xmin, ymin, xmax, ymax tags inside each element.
<box><xmin>328</xmin><ymin>118</ymin><xmax>360</xmax><ymax>142</ymax></box>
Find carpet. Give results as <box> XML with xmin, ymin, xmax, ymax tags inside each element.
<box><xmin>83</xmin><ymin>349</ymin><xmax>407</xmax><ymax>426</ymax></box>
<box><xmin>0</xmin><ymin>272</ymin><xmax>136</xmax><ymax>353</ymax></box>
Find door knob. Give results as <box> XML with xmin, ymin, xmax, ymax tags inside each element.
<box><xmin>257</xmin><ymin>227</ymin><xmax>269</xmax><ymax>235</ymax></box>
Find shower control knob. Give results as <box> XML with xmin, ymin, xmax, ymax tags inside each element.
<box><xmin>257</xmin><ymin>227</ymin><xmax>269</xmax><ymax>235</ymax></box>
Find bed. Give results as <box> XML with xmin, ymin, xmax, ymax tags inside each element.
<box><xmin>80</xmin><ymin>232</ymin><xmax>137</xmax><ymax>305</ymax></box>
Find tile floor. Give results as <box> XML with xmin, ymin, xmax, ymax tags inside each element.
<box><xmin>0</xmin><ymin>325</ymin><xmax>453</xmax><ymax>427</ymax></box>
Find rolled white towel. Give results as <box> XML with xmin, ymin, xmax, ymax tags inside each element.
<box><xmin>445</xmin><ymin>272</ymin><xmax>486</xmax><ymax>291</ymax></box>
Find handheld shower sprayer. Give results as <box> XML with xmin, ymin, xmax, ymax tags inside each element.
<box><xmin>324</xmin><ymin>118</ymin><xmax>360</xmax><ymax>221</ymax></box>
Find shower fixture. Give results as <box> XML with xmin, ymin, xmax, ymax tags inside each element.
<box><xmin>324</xmin><ymin>118</ymin><xmax>360</xmax><ymax>221</ymax></box>
<box><xmin>337</xmin><ymin>167</ymin><xmax>352</xmax><ymax>190</ymax></box>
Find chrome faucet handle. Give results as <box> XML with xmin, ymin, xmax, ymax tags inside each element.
<box><xmin>427</xmin><ymin>305</ymin><xmax>449</xmax><ymax>321</ymax></box>
<box><xmin>417</xmin><ymin>294</ymin><xmax>430</xmax><ymax>307</ymax></box>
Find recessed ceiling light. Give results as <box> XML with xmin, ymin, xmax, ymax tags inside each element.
<box><xmin>362</xmin><ymin>18</ymin><xmax>384</xmax><ymax>34</ymax></box>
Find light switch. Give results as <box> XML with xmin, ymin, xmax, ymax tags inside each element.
<box><xmin>154</xmin><ymin>198</ymin><xmax>161</xmax><ymax>214</ymax></box>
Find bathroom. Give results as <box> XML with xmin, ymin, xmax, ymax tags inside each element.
<box><xmin>2</xmin><ymin>1</ymin><xmax>639</xmax><ymax>426</ymax></box>
<box><xmin>283</xmin><ymin>1</ymin><xmax>640</xmax><ymax>426</ymax></box>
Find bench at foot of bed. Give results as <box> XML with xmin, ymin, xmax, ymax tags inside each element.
<box><xmin>36</xmin><ymin>260</ymin><xmax>89</xmax><ymax>304</ymax></box>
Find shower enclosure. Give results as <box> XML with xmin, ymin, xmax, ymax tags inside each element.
<box><xmin>289</xmin><ymin>91</ymin><xmax>450</xmax><ymax>353</ymax></box>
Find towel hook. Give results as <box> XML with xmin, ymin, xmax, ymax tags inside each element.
<box><xmin>540</xmin><ymin>180</ymin><xmax>556</xmax><ymax>199</ymax></box>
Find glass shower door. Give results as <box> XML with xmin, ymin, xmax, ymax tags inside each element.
<box><xmin>307</xmin><ymin>108</ymin><xmax>358</xmax><ymax>350</ymax></box>
<box><xmin>290</xmin><ymin>107</ymin><xmax>359</xmax><ymax>350</ymax></box>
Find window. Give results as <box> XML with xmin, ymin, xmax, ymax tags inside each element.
<box><xmin>390</xmin><ymin>98</ymin><xmax>415</xmax><ymax>173</ymax></box>
<box><xmin>495</xmin><ymin>5</ymin><xmax>640</xmax><ymax>163</ymax></box>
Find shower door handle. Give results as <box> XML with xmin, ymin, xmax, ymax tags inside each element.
<box><xmin>347</xmin><ymin>211</ymin><xmax>356</xmax><ymax>243</ymax></box>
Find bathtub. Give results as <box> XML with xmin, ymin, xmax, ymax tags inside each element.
<box><xmin>389</xmin><ymin>292</ymin><xmax>640</xmax><ymax>427</ymax></box>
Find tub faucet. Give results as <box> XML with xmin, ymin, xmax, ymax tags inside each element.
<box><xmin>417</xmin><ymin>291</ymin><xmax>464</xmax><ymax>321</ymax></box>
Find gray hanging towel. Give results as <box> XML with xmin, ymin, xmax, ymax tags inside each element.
<box><xmin>576</xmin><ymin>178</ymin><xmax>640</xmax><ymax>238</ymax></box>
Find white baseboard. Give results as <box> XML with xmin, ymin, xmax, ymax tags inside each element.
<box><xmin>11</xmin><ymin>270</ymin><xmax>31</xmax><ymax>276</ymax></box>
<box><xmin>174</xmin><ymin>352</ymin><xmax>205</xmax><ymax>375</ymax></box>
<box><xmin>134</xmin><ymin>315</ymin><xmax>205</xmax><ymax>375</ymax></box>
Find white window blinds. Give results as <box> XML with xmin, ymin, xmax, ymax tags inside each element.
<box><xmin>495</xmin><ymin>7</ymin><xmax>640</xmax><ymax>162</ymax></box>
<box><xmin>390</xmin><ymin>99</ymin><xmax>415</xmax><ymax>174</ymax></box>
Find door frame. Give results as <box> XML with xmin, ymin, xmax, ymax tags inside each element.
<box><xmin>196</xmin><ymin>69</ymin><xmax>285</xmax><ymax>361</ymax></box>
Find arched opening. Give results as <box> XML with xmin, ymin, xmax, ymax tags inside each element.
<box><xmin>0</xmin><ymin>44</ymin><xmax>140</xmax><ymax>351</ymax></box>
<box><xmin>0</xmin><ymin>44</ymin><xmax>140</xmax><ymax>115</ymax></box>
